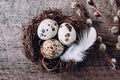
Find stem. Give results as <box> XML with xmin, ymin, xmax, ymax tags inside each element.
<box><xmin>94</xmin><ymin>6</ymin><xmax>106</xmax><ymax>22</ymax></box>
<box><xmin>76</xmin><ymin>0</ymin><xmax>87</xmax><ymax>21</ymax></box>
<box><xmin>114</xmin><ymin>0</ymin><xmax>117</xmax><ymax>14</ymax></box>
<box><xmin>89</xmin><ymin>1</ymin><xmax>113</xmax><ymax>32</ymax></box>
<box><xmin>98</xmin><ymin>33</ymin><xmax>119</xmax><ymax>43</ymax></box>
<box><xmin>102</xmin><ymin>52</ymin><xmax>116</xmax><ymax>69</ymax></box>
<box><xmin>42</xmin><ymin>58</ymin><xmax>60</xmax><ymax>72</ymax></box>
<box><xmin>104</xmin><ymin>42</ymin><xmax>115</xmax><ymax>46</ymax></box>
<box><xmin>116</xmin><ymin>69</ymin><xmax>120</xmax><ymax>74</ymax></box>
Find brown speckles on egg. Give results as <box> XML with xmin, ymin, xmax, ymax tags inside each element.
<box><xmin>44</xmin><ymin>35</ymin><xmax>46</xmax><ymax>37</ymax></box>
<box><xmin>54</xmin><ymin>44</ymin><xmax>57</xmax><ymax>47</ymax></box>
<box><xmin>65</xmin><ymin>38</ymin><xmax>69</xmax><ymax>41</ymax></box>
<box><xmin>65</xmin><ymin>23</ymin><xmax>72</xmax><ymax>32</ymax></box>
<box><xmin>52</xmin><ymin>28</ymin><xmax>55</xmax><ymax>31</ymax></box>
<box><xmin>40</xmin><ymin>33</ymin><xmax>46</xmax><ymax>37</ymax></box>
<box><xmin>65</xmin><ymin>33</ymin><xmax>70</xmax><ymax>37</ymax></box>
<box><xmin>54</xmin><ymin>22</ymin><xmax>57</xmax><ymax>26</ymax></box>
<box><xmin>41</xmin><ymin>33</ymin><xmax>44</xmax><ymax>36</ymax></box>
<box><xmin>51</xmin><ymin>26</ymin><xmax>53</xmax><ymax>28</ymax></box>
<box><xmin>50</xmin><ymin>47</ymin><xmax>53</xmax><ymax>49</ymax></box>
<box><xmin>48</xmin><ymin>24</ymin><xmax>50</xmax><ymax>26</ymax></box>
<box><xmin>46</xmin><ymin>29</ymin><xmax>48</xmax><ymax>31</ymax></box>
<box><xmin>41</xmin><ymin>29</ymin><xmax>45</xmax><ymax>33</ymax></box>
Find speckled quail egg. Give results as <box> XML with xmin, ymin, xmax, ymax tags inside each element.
<box><xmin>41</xmin><ymin>39</ymin><xmax>64</xmax><ymax>59</ymax></box>
<box><xmin>58</xmin><ymin>23</ymin><xmax>77</xmax><ymax>45</ymax></box>
<box><xmin>37</xmin><ymin>19</ymin><xmax>58</xmax><ymax>40</ymax></box>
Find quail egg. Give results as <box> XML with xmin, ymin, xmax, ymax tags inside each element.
<box><xmin>37</xmin><ymin>19</ymin><xmax>58</xmax><ymax>40</ymax></box>
<box><xmin>58</xmin><ymin>23</ymin><xmax>77</xmax><ymax>45</ymax></box>
<box><xmin>41</xmin><ymin>39</ymin><xmax>64</xmax><ymax>59</ymax></box>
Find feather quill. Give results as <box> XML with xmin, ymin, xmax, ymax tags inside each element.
<box><xmin>60</xmin><ymin>27</ymin><xmax>97</xmax><ymax>62</ymax></box>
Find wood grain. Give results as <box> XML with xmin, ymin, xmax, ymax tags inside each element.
<box><xmin>0</xmin><ymin>0</ymin><xmax>72</xmax><ymax>80</ymax></box>
<box><xmin>0</xmin><ymin>0</ymin><xmax>120</xmax><ymax>80</ymax></box>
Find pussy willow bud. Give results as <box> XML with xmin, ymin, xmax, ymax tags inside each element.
<box><xmin>117</xmin><ymin>10</ymin><xmax>120</xmax><ymax>17</ymax></box>
<box><xmin>109</xmin><ymin>0</ymin><xmax>115</xmax><ymax>6</ymax></box>
<box><xmin>111</xmin><ymin>58</ymin><xmax>117</xmax><ymax>63</ymax></box>
<box><xmin>86</xmin><ymin>18</ymin><xmax>92</xmax><ymax>25</ymax></box>
<box><xmin>99</xmin><ymin>43</ymin><xmax>106</xmax><ymax>51</ymax></box>
<box><xmin>109</xmin><ymin>26</ymin><xmax>119</xmax><ymax>34</ymax></box>
<box><xmin>116</xmin><ymin>42</ymin><xmax>120</xmax><ymax>50</ymax></box>
<box><xmin>118</xmin><ymin>35</ymin><xmax>120</xmax><ymax>42</ymax></box>
<box><xmin>97</xmin><ymin>36</ymin><xmax>102</xmax><ymax>42</ymax></box>
<box><xmin>113</xmin><ymin>16</ymin><xmax>119</xmax><ymax>23</ymax></box>
<box><xmin>71</xmin><ymin>1</ymin><xmax>78</xmax><ymax>9</ymax></box>
<box><xmin>111</xmin><ymin>58</ymin><xmax>116</xmax><ymax>70</ymax></box>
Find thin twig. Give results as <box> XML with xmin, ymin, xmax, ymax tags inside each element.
<box><xmin>102</xmin><ymin>52</ymin><xmax>116</xmax><ymax>70</ymax></box>
<box><xmin>42</xmin><ymin>58</ymin><xmax>60</xmax><ymax>72</ymax></box>
<box><xmin>114</xmin><ymin>0</ymin><xmax>117</xmax><ymax>14</ymax></box>
<box><xmin>76</xmin><ymin>0</ymin><xmax>87</xmax><ymax>20</ymax></box>
<box><xmin>98</xmin><ymin>33</ymin><xmax>119</xmax><ymax>43</ymax></box>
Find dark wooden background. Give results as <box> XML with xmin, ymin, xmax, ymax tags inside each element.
<box><xmin>0</xmin><ymin>0</ymin><xmax>120</xmax><ymax>80</ymax></box>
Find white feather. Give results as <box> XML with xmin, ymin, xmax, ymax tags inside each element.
<box><xmin>60</xmin><ymin>27</ymin><xmax>97</xmax><ymax>62</ymax></box>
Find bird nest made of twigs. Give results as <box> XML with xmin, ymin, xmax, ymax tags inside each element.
<box><xmin>22</xmin><ymin>9</ymin><xmax>120</xmax><ymax>73</ymax></box>
<box><xmin>21</xmin><ymin>9</ymin><xmax>90</xmax><ymax>72</ymax></box>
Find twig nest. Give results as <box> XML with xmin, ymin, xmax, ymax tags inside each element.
<box><xmin>22</xmin><ymin>10</ymin><xmax>84</xmax><ymax>71</ymax></box>
<box><xmin>37</xmin><ymin>19</ymin><xmax>58</xmax><ymax>40</ymax></box>
<box><xmin>58</xmin><ymin>23</ymin><xmax>77</xmax><ymax>45</ymax></box>
<box><xmin>41</xmin><ymin>39</ymin><xmax>64</xmax><ymax>59</ymax></box>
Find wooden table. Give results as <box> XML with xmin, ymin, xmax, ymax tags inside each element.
<box><xmin>0</xmin><ymin>0</ymin><xmax>120</xmax><ymax>80</ymax></box>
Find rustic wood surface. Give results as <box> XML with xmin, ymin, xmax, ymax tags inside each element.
<box><xmin>0</xmin><ymin>0</ymin><xmax>120</xmax><ymax>80</ymax></box>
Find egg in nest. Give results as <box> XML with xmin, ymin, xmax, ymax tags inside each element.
<box><xmin>41</xmin><ymin>39</ymin><xmax>64</xmax><ymax>59</ymax></box>
<box><xmin>58</xmin><ymin>23</ymin><xmax>77</xmax><ymax>45</ymax></box>
<box><xmin>37</xmin><ymin>19</ymin><xmax>58</xmax><ymax>40</ymax></box>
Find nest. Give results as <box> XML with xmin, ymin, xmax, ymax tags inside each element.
<box><xmin>22</xmin><ymin>9</ymin><xmax>89</xmax><ymax>72</ymax></box>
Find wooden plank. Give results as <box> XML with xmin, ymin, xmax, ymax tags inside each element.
<box><xmin>0</xmin><ymin>0</ymin><xmax>120</xmax><ymax>80</ymax></box>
